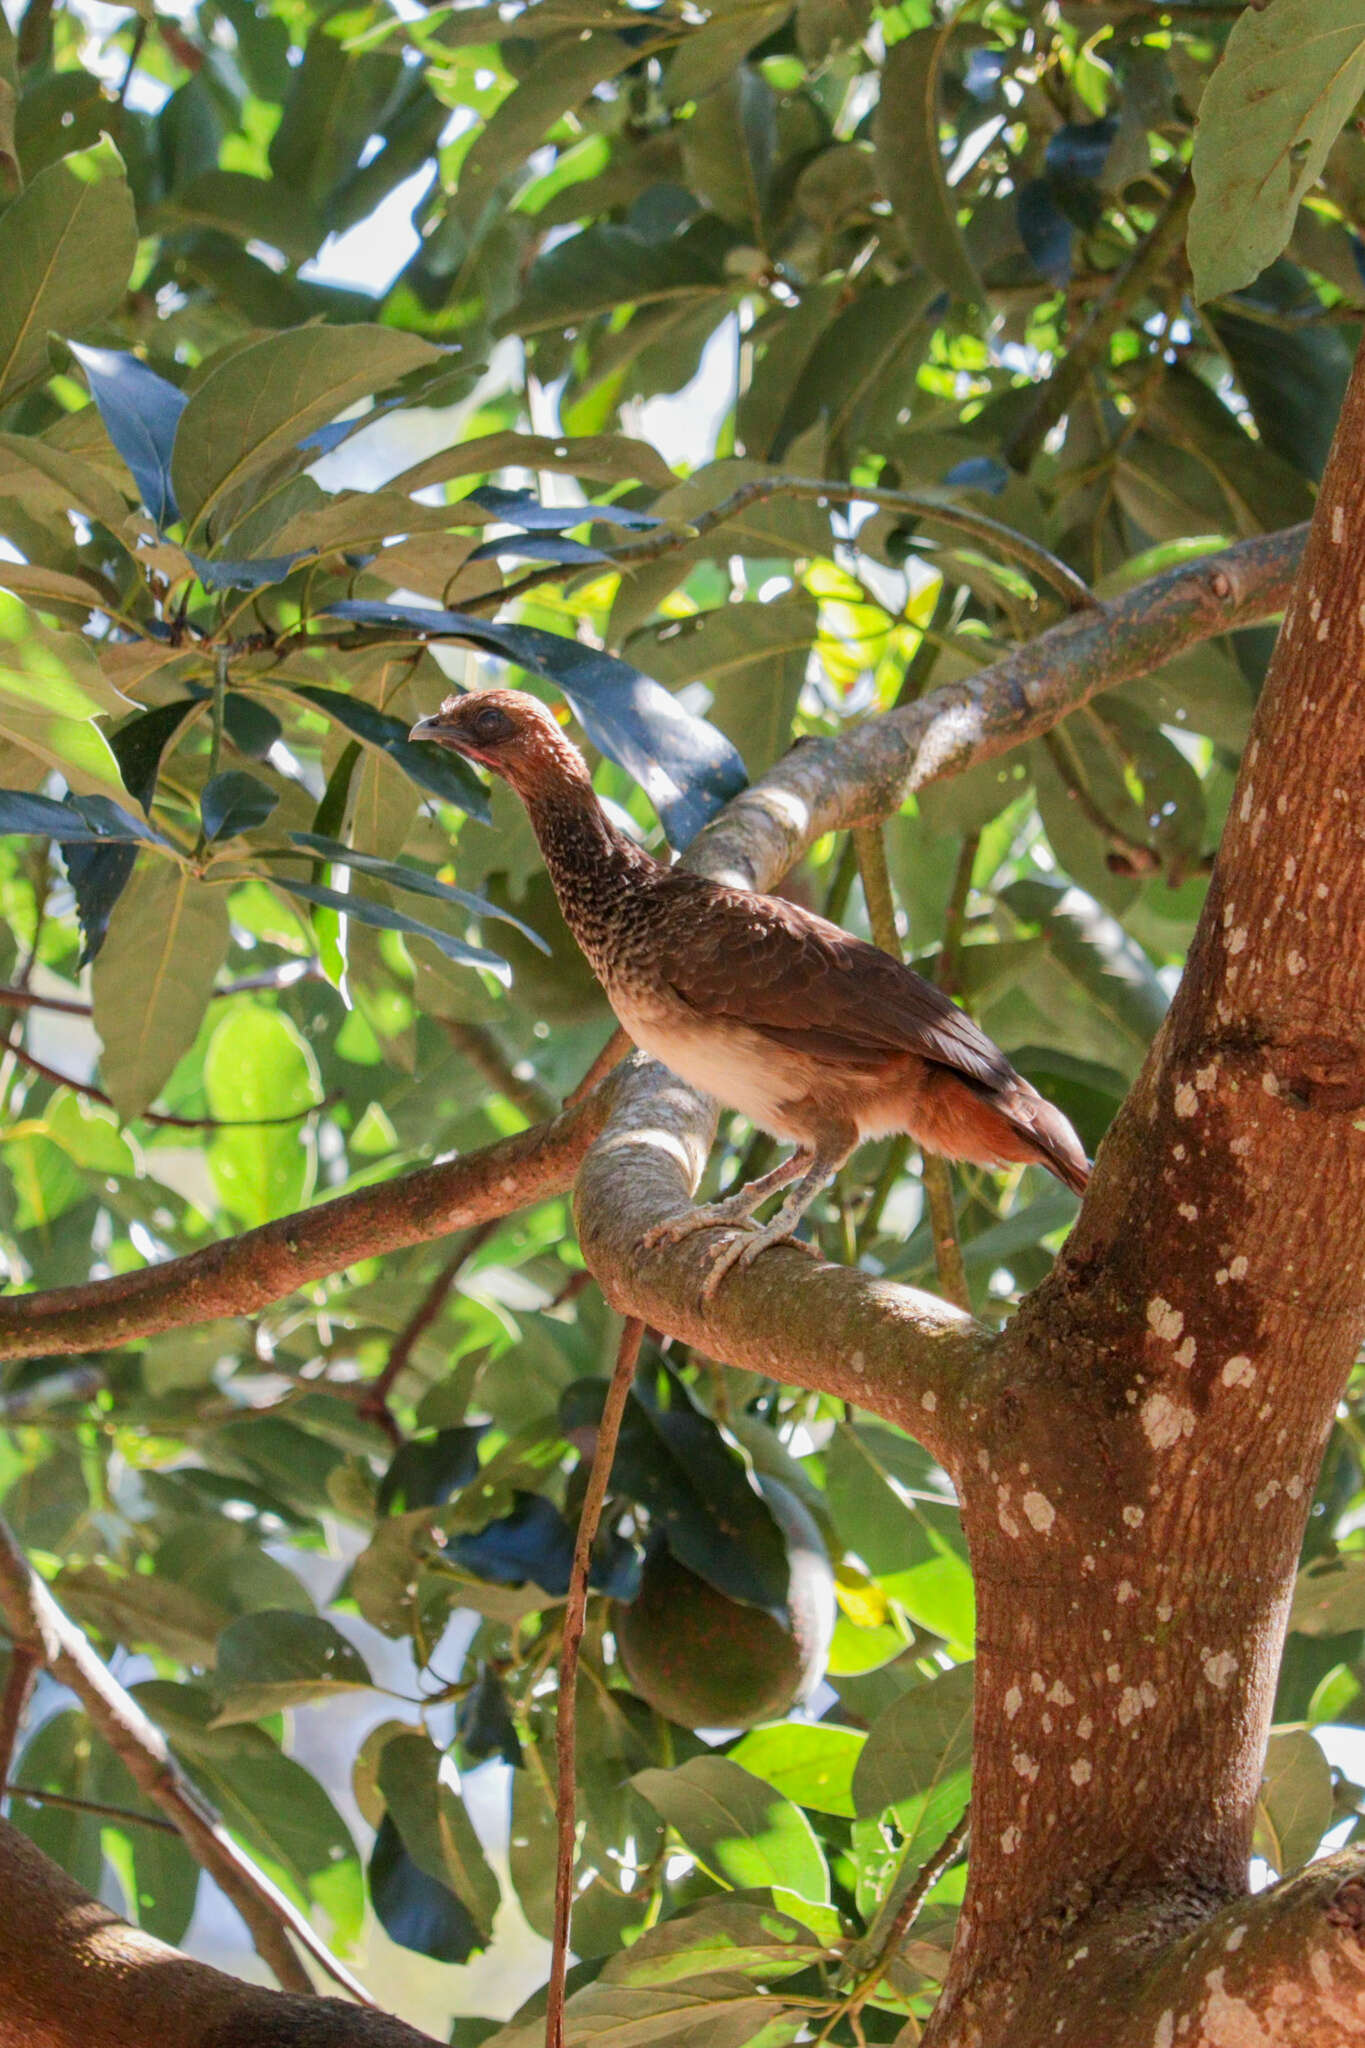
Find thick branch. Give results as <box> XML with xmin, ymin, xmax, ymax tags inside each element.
<box><xmin>1086</xmin><ymin>1850</ymin><xmax>1365</xmax><ymax>2047</ymax></box>
<box><xmin>0</xmin><ymin>1815</ymin><xmax>438</xmax><ymax>2048</ymax></box>
<box><xmin>689</xmin><ymin>525</ymin><xmax>1301</xmax><ymax>895</ymax></box>
<box><xmin>0</xmin><ymin>1085</ymin><xmax>614</xmax><ymax>1360</ymax></box>
<box><xmin>573</xmin><ymin>1060</ymin><xmax>988</xmax><ymax>1462</ymax></box>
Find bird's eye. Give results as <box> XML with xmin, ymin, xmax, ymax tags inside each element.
<box><xmin>472</xmin><ymin>703</ymin><xmax>515</xmax><ymax>743</ymax></box>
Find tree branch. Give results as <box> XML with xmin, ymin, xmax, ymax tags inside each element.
<box><xmin>547</xmin><ymin>1314</ymin><xmax>643</xmax><ymax>2048</ymax></box>
<box><xmin>3</xmin><ymin>1033</ymin><xmax>338</xmax><ymax>1131</ymax></box>
<box><xmin>0</xmin><ymin>1510</ymin><xmax>369</xmax><ymax>2001</ymax></box>
<box><xmin>0</xmin><ymin>1083</ymin><xmax>616</xmax><ymax>1360</ymax></box>
<box><xmin>0</xmin><ymin>1815</ymin><xmax>440</xmax><ymax>2048</ymax></box>
<box><xmin>1088</xmin><ymin>1850</ymin><xmax>1365</xmax><ymax>2048</ymax></box>
<box><xmin>688</xmin><ymin>525</ymin><xmax>1303</xmax><ymax>898</ymax></box>
<box><xmin>573</xmin><ymin>1059</ymin><xmax>988</xmax><ymax>1464</ymax></box>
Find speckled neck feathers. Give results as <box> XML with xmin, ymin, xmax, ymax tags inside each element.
<box><xmin>518</xmin><ymin>776</ymin><xmax>656</xmax><ymax>980</ymax></box>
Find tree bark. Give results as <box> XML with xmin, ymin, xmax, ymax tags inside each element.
<box><xmin>0</xmin><ymin>1818</ymin><xmax>438</xmax><ymax>2048</ymax></box>
<box><xmin>912</xmin><ymin>335</ymin><xmax>1365</xmax><ymax>2045</ymax></box>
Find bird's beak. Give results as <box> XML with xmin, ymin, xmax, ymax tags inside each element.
<box><xmin>409</xmin><ymin>713</ymin><xmax>464</xmax><ymax>750</ymax></box>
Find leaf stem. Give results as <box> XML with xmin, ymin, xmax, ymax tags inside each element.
<box><xmin>547</xmin><ymin>1314</ymin><xmax>644</xmax><ymax>2048</ymax></box>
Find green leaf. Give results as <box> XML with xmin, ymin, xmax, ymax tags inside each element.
<box><xmin>873</xmin><ymin>29</ymin><xmax>982</xmax><ymax>305</ymax></box>
<box><xmin>201</xmin><ymin>769</ymin><xmax>280</xmax><ymax>841</ymax></box>
<box><xmin>204</xmin><ymin>1006</ymin><xmax>321</xmax><ymax>1225</ymax></box>
<box><xmin>601</xmin><ymin>1897</ymin><xmax>831</xmax><ymax>1987</ymax></box>
<box><xmin>1291</xmin><ymin>1554</ymin><xmax>1365</xmax><ymax>1635</ymax></box>
<box><xmin>492</xmin><ymin>1976</ymin><xmax>805</xmax><ymax>2048</ymax></box>
<box><xmin>277</xmin><ymin>878</ymin><xmax>511</xmax><ymax>980</ymax></box>
<box><xmin>289</xmin><ymin>683</ymin><xmax>491</xmax><ymax>823</ymax></box>
<box><xmin>213</xmin><ymin>1610</ymin><xmax>374</xmax><ymax>1722</ymax></box>
<box><xmin>852</xmin><ymin>1661</ymin><xmax>974</xmax><ymax>1818</ymax></box>
<box><xmin>0</xmin><ymin>593</ymin><xmax>133</xmax><ymax>722</ymax></box>
<box><xmin>629</xmin><ymin>592</ymin><xmax>816</xmax><ymax>777</ymax></box>
<box><xmin>632</xmin><ymin>1756</ymin><xmax>830</xmax><ymax>1904</ymax></box>
<box><xmin>0</xmin><ymin>430</ymin><xmax>131</xmax><ymax>536</ymax></box>
<box><xmin>505</xmin><ymin>218</ymin><xmax>737</xmax><ymax>337</ymax></box>
<box><xmin>1000</xmin><ymin>880</ymin><xmax>1169</xmax><ymax>1070</ymax></box>
<box><xmin>92</xmin><ymin>862</ymin><xmax>230</xmax><ymax>1121</ymax></box>
<box><xmin>728</xmin><ymin>1723</ymin><xmax>865</xmax><ymax>1817</ymax></box>
<box><xmin>56</xmin><ymin>1563</ymin><xmax>227</xmax><ymax>1666</ymax></box>
<box><xmin>1189</xmin><ymin>2</ymin><xmax>1365</xmax><ymax>303</ymax></box>
<box><xmin>0</xmin><ymin>139</ymin><xmax>136</xmax><ymax>404</ymax></box>
<box><xmin>1255</xmin><ymin>1729</ymin><xmax>1333</xmax><ymax>1874</ymax></box>
<box><xmin>284</xmin><ymin>833</ymin><xmax>549</xmax><ymax>950</ymax></box>
<box><xmin>376</xmin><ymin>1729</ymin><xmax>500</xmax><ymax>1938</ymax></box>
<box><xmin>170</xmin><ymin>326</ymin><xmax>442</xmax><ymax>536</ymax></box>
<box><xmin>454</xmin><ymin>30</ymin><xmax>655</xmax><ymax>229</ymax></box>
<box><xmin>387</xmin><ymin>428</ymin><xmax>676</xmax><ymax>496</ymax></box>
<box><xmin>679</xmin><ymin>68</ymin><xmax>777</xmax><ymax>241</ymax></box>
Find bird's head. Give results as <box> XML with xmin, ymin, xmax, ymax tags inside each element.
<box><xmin>409</xmin><ymin>687</ymin><xmax>590</xmax><ymax>800</ymax></box>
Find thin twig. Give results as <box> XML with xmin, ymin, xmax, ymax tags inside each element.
<box><xmin>3</xmin><ymin>1037</ymin><xmax>337</xmax><ymax>1130</ymax></box>
<box><xmin>1006</xmin><ymin>168</ymin><xmax>1195</xmax><ymax>472</ymax></box>
<box><xmin>852</xmin><ymin>827</ymin><xmax>970</xmax><ymax>1312</ymax></box>
<box><xmin>1042</xmin><ymin>728</ymin><xmax>1160</xmax><ymax>877</ymax></box>
<box><xmin>0</xmin><ymin>1366</ymin><xmax>104</xmax><ymax>1423</ymax></box>
<box><xmin>441</xmin><ymin>1018</ymin><xmax>557</xmax><ymax>1123</ymax></box>
<box><xmin>547</xmin><ymin>1314</ymin><xmax>644</xmax><ymax>2048</ymax></box>
<box><xmin>0</xmin><ymin>1646</ymin><xmax>38</xmax><ymax>1788</ymax></box>
<box><xmin>816</xmin><ymin>1808</ymin><xmax>971</xmax><ymax>2042</ymax></box>
<box><xmin>0</xmin><ymin>1510</ymin><xmax>377</xmax><ymax>2003</ymax></box>
<box><xmin>566</xmin><ymin>1027</ymin><xmax>630</xmax><ymax>1108</ymax></box>
<box><xmin>360</xmin><ymin>1219</ymin><xmax>500</xmax><ymax>1440</ymax></box>
<box><xmin>2</xmin><ymin>1782</ymin><xmax>178</xmax><ymax>1833</ymax></box>
<box><xmin>462</xmin><ymin>477</ymin><xmax>1095</xmax><ymax>619</ymax></box>
<box><xmin>0</xmin><ymin>961</ymin><xmax>327</xmax><ymax>1016</ymax></box>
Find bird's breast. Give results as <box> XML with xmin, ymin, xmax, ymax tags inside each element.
<box><xmin>604</xmin><ymin>983</ymin><xmax>815</xmax><ymax>1141</ymax></box>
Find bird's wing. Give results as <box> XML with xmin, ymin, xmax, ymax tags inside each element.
<box><xmin>648</xmin><ymin>874</ymin><xmax>1014</xmax><ymax>1093</ymax></box>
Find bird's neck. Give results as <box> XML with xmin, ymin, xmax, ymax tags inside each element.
<box><xmin>520</xmin><ymin>778</ymin><xmax>651</xmax><ymax>974</ymax></box>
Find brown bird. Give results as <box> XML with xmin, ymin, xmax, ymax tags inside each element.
<box><xmin>412</xmin><ymin>688</ymin><xmax>1090</xmax><ymax>1297</ymax></box>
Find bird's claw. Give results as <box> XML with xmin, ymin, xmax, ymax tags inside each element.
<box><xmin>641</xmin><ymin>1206</ymin><xmax>758</xmax><ymax>1253</ymax></box>
<box><xmin>697</xmin><ymin>1227</ymin><xmax>821</xmax><ymax>1304</ymax></box>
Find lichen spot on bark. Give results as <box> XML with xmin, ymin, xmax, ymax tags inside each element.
<box><xmin>1141</xmin><ymin>1392</ymin><xmax>1195</xmax><ymax>1448</ymax></box>
<box><xmin>1153</xmin><ymin>2014</ymin><xmax>1174</xmax><ymax>2048</ymax></box>
<box><xmin>1022</xmin><ymin>1489</ymin><xmax>1055</xmax><ymax>1533</ymax></box>
<box><xmin>1004</xmin><ymin>1685</ymin><xmax>1023</xmax><ymax>1719</ymax></box>
<box><xmin>1174</xmin><ymin>1081</ymin><xmax>1198</xmax><ymax>1118</ymax></box>
<box><xmin>1000</xmin><ymin>1826</ymin><xmax>1021</xmax><ymax>1854</ymax></box>
<box><xmin>1070</xmin><ymin>1758</ymin><xmax>1092</xmax><ymax>1786</ymax></box>
<box><xmin>1146</xmin><ymin>1298</ymin><xmax>1185</xmax><ymax>1342</ymax></box>
<box><xmin>921</xmin><ymin>1389</ymin><xmax>937</xmax><ymax>1411</ymax></box>
<box><xmin>1201</xmin><ymin>1649</ymin><xmax>1238</xmax><ymax>1689</ymax></box>
<box><xmin>1222</xmin><ymin>1356</ymin><xmax>1255</xmax><ymax>1389</ymax></box>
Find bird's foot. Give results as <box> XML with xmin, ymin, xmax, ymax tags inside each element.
<box><xmin>641</xmin><ymin>1195</ymin><xmax>762</xmax><ymax>1253</ymax></box>
<box><xmin>697</xmin><ymin>1222</ymin><xmax>821</xmax><ymax>1303</ymax></box>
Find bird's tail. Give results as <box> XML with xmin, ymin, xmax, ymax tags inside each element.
<box><xmin>1010</xmin><ymin>1089</ymin><xmax>1091</xmax><ymax>1197</ymax></box>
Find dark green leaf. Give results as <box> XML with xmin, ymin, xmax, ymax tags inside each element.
<box><xmin>0</xmin><ymin>142</ymin><xmax>137</xmax><ymax>405</ymax></box>
<box><xmin>290</xmin><ymin>684</ymin><xmax>491</xmax><ymax>823</ymax></box>
<box><xmin>69</xmin><ymin>345</ymin><xmax>186</xmax><ymax>529</ymax></box>
<box><xmin>202</xmin><ymin>770</ymin><xmax>280</xmax><ymax>841</ymax></box>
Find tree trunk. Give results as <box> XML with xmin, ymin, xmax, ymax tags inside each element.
<box><xmin>920</xmin><ymin>337</ymin><xmax>1365</xmax><ymax>2044</ymax></box>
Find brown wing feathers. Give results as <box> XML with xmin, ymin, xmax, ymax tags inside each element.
<box><xmin>654</xmin><ymin>872</ymin><xmax>1091</xmax><ymax>1194</ymax></box>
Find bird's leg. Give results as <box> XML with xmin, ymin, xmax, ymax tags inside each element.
<box><xmin>697</xmin><ymin>1124</ymin><xmax>858</xmax><ymax>1302</ymax></box>
<box><xmin>641</xmin><ymin>1149</ymin><xmax>813</xmax><ymax>1253</ymax></box>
